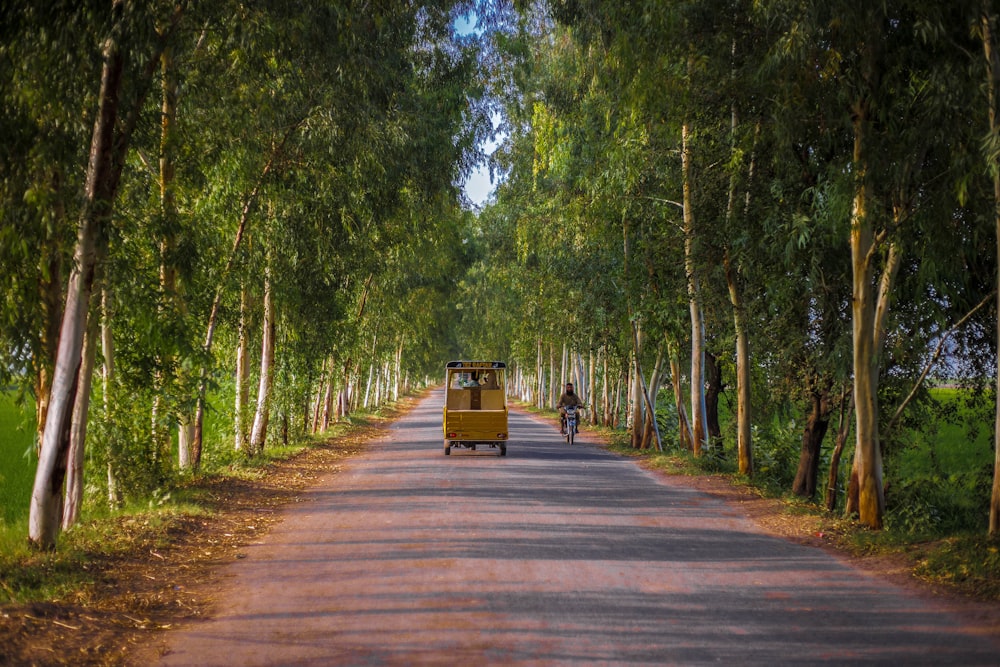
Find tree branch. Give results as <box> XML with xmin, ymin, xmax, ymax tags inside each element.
<box><xmin>886</xmin><ymin>289</ymin><xmax>997</xmax><ymax>431</ymax></box>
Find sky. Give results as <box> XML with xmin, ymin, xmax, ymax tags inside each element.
<box><xmin>464</xmin><ymin>163</ymin><xmax>496</xmax><ymax>208</ymax></box>
<box><xmin>455</xmin><ymin>12</ymin><xmax>504</xmax><ymax>209</ymax></box>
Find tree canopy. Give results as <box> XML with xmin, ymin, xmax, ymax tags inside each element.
<box><xmin>3</xmin><ymin>0</ymin><xmax>1000</xmax><ymax>547</ymax></box>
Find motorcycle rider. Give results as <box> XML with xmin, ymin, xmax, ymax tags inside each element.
<box><xmin>557</xmin><ymin>382</ymin><xmax>584</xmax><ymax>435</ymax></box>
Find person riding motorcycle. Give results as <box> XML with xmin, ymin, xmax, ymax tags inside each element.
<box><xmin>557</xmin><ymin>383</ymin><xmax>583</xmax><ymax>435</ymax></box>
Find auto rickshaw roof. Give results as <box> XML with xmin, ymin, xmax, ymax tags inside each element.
<box><xmin>446</xmin><ymin>361</ymin><xmax>506</xmax><ymax>369</ymax></box>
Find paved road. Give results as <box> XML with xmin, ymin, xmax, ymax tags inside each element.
<box><xmin>155</xmin><ymin>390</ymin><xmax>999</xmax><ymax>665</ymax></box>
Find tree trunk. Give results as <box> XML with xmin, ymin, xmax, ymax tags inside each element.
<box><xmin>640</xmin><ymin>344</ymin><xmax>665</xmax><ymax>451</ymax></box>
<box><xmin>705</xmin><ymin>351</ymin><xmax>723</xmax><ymax>451</ymax></box>
<box><xmin>153</xmin><ymin>43</ymin><xmax>179</xmax><ymax>469</ymax></box>
<box><xmin>395</xmin><ymin>340</ymin><xmax>404</xmax><ymax>401</ymax></box>
<box><xmin>612</xmin><ymin>369</ymin><xmax>623</xmax><ymax>428</ymax></box>
<box><xmin>321</xmin><ymin>361</ymin><xmax>335</xmax><ymax>431</ymax></box>
<box><xmin>535</xmin><ymin>338</ymin><xmax>543</xmax><ymax>409</ymax></box>
<box><xmin>29</xmin><ymin>20</ymin><xmax>126</xmax><ymax>549</ymax></box>
<box><xmin>630</xmin><ymin>327</ymin><xmax>644</xmax><ymax>448</ymax></box>
<box><xmin>600</xmin><ymin>349</ymin><xmax>609</xmax><ymax>426</ymax></box>
<box><xmin>62</xmin><ymin>289</ymin><xmax>100</xmax><ymax>530</ymax></box>
<box><xmin>982</xmin><ymin>2</ymin><xmax>1000</xmax><ymax>536</ymax></box>
<box><xmin>192</xmin><ymin>119</ymin><xmax>305</xmax><ymax>466</ymax></box>
<box><xmin>549</xmin><ymin>342</ymin><xmax>557</xmax><ymax>409</ymax></box>
<box><xmin>35</xmin><ymin>233</ymin><xmax>64</xmax><ymax>456</ymax></box>
<box><xmin>667</xmin><ymin>337</ymin><xmax>693</xmax><ymax>451</ymax></box>
<box><xmin>826</xmin><ymin>387</ymin><xmax>854</xmax><ymax>512</ymax></box>
<box><xmin>560</xmin><ymin>342</ymin><xmax>568</xmax><ymax>389</ymax></box>
<box><xmin>586</xmin><ymin>351</ymin><xmax>593</xmax><ymax>418</ymax></box>
<box><xmin>725</xmin><ymin>249</ymin><xmax>753</xmax><ymax>475</ymax></box>
<box><xmin>234</xmin><ymin>282</ymin><xmax>250</xmax><ymax>451</ymax></box>
<box><xmin>177</xmin><ymin>416</ymin><xmax>193</xmax><ymax>468</ymax></box>
<box><xmin>847</xmin><ymin>100</ymin><xmax>886</xmax><ymax>529</ymax></box>
<box><xmin>248</xmin><ymin>268</ymin><xmax>275</xmax><ymax>456</ymax></box>
<box><xmin>311</xmin><ymin>362</ymin><xmax>324</xmax><ymax>434</ymax></box>
<box><xmin>682</xmin><ymin>119</ymin><xmax>709</xmax><ymax>456</ymax></box>
<box><xmin>101</xmin><ymin>283</ymin><xmax>118</xmax><ymax>507</ymax></box>
<box><xmin>792</xmin><ymin>385</ymin><xmax>832</xmax><ymax>499</ymax></box>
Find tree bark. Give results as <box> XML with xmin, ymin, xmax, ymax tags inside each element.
<box><xmin>249</xmin><ymin>268</ymin><xmax>275</xmax><ymax>456</ymax></box>
<box><xmin>234</xmin><ymin>282</ymin><xmax>250</xmax><ymax>451</ymax></box>
<box><xmin>792</xmin><ymin>384</ymin><xmax>831</xmax><ymax>499</ymax></box>
<box><xmin>192</xmin><ymin>117</ymin><xmax>306</xmax><ymax>465</ymax></box>
<box><xmin>630</xmin><ymin>327</ymin><xmax>644</xmax><ymax>447</ymax></box>
<box><xmin>29</xmin><ymin>15</ymin><xmax>126</xmax><ymax>549</ymax></box>
<box><xmin>155</xmin><ymin>43</ymin><xmax>180</xmax><ymax>468</ymax></box>
<box><xmin>982</xmin><ymin>2</ymin><xmax>1000</xmax><ymax>536</ymax></box>
<box><xmin>35</xmin><ymin>230</ymin><xmax>64</xmax><ymax>456</ymax></box>
<box><xmin>667</xmin><ymin>337</ymin><xmax>693</xmax><ymax>451</ymax></box>
<box><xmin>724</xmin><ymin>249</ymin><xmax>753</xmax><ymax>475</ymax></box>
<box><xmin>549</xmin><ymin>342</ymin><xmax>557</xmax><ymax>409</ymax></box>
<box><xmin>847</xmin><ymin>98</ymin><xmax>886</xmax><ymax>529</ymax></box>
<box><xmin>598</xmin><ymin>356</ymin><xmax>606</xmax><ymax>426</ymax></box>
<box><xmin>535</xmin><ymin>338</ymin><xmax>543</xmax><ymax>408</ymax></box>
<box><xmin>62</xmin><ymin>287</ymin><xmax>100</xmax><ymax>530</ymax></box>
<box><xmin>826</xmin><ymin>387</ymin><xmax>854</xmax><ymax>512</ymax></box>
<box><xmin>587</xmin><ymin>350</ymin><xmax>596</xmax><ymax>424</ymax></box>
<box><xmin>101</xmin><ymin>283</ymin><xmax>118</xmax><ymax>507</ymax></box>
<box><xmin>640</xmin><ymin>344</ymin><xmax>665</xmax><ymax>451</ymax></box>
<box><xmin>704</xmin><ymin>351</ymin><xmax>723</xmax><ymax>450</ymax></box>
<box><xmin>682</xmin><ymin>119</ymin><xmax>709</xmax><ymax>455</ymax></box>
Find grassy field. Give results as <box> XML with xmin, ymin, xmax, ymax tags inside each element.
<box><xmin>0</xmin><ymin>391</ymin><xmax>35</xmax><ymax>528</ymax></box>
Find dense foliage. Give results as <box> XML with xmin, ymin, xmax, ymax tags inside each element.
<box><xmin>3</xmin><ymin>0</ymin><xmax>1000</xmax><ymax>548</ymax></box>
<box><xmin>0</xmin><ymin>0</ymin><xmax>503</xmax><ymax>548</ymax></box>
<box><xmin>464</xmin><ymin>1</ymin><xmax>1000</xmax><ymax>533</ymax></box>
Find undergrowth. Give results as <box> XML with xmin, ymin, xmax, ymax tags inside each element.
<box><xmin>0</xmin><ymin>406</ymin><xmax>384</xmax><ymax>606</ymax></box>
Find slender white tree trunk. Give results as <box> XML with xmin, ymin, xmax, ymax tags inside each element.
<box><xmin>101</xmin><ymin>284</ymin><xmax>118</xmax><ymax>507</ymax></box>
<box><xmin>234</xmin><ymin>283</ymin><xmax>250</xmax><ymax>451</ymax></box>
<box><xmin>587</xmin><ymin>350</ymin><xmax>597</xmax><ymax>426</ymax></box>
<box><xmin>549</xmin><ymin>343</ymin><xmax>557</xmax><ymax>409</ymax></box>
<box><xmin>395</xmin><ymin>341</ymin><xmax>403</xmax><ymax>401</ymax></box>
<box><xmin>560</xmin><ymin>343</ymin><xmax>568</xmax><ymax>389</ymax></box>
<box><xmin>725</xmin><ymin>252</ymin><xmax>753</xmax><ymax>475</ymax></box>
<box><xmin>36</xmin><ymin>237</ymin><xmax>63</xmax><ymax>457</ymax></box>
<box><xmin>630</xmin><ymin>328</ymin><xmax>644</xmax><ymax>447</ymax></box>
<box><xmin>249</xmin><ymin>269</ymin><xmax>275</xmax><ymax>455</ymax></box>
<box><xmin>601</xmin><ymin>348</ymin><xmax>610</xmax><ymax>426</ymax></box>
<box><xmin>536</xmin><ymin>338</ymin><xmax>544</xmax><ymax>409</ymax></box>
<box><xmin>364</xmin><ymin>363</ymin><xmax>374</xmax><ymax>409</ymax></box>
<box><xmin>30</xmin><ymin>25</ymin><xmax>125</xmax><ymax>548</ymax></box>
<box><xmin>641</xmin><ymin>346</ymin><xmax>665</xmax><ymax>451</ymax></box>
<box><xmin>667</xmin><ymin>336</ymin><xmax>693</xmax><ymax>451</ymax></box>
<box><xmin>62</xmin><ymin>292</ymin><xmax>100</xmax><ymax>530</ymax></box>
<box><xmin>724</xmin><ymin>94</ymin><xmax>755</xmax><ymax>476</ymax></box>
<box><xmin>682</xmin><ymin>120</ymin><xmax>708</xmax><ymax>455</ymax></box>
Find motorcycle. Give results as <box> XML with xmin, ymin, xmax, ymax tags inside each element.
<box><xmin>562</xmin><ymin>405</ymin><xmax>579</xmax><ymax>445</ymax></box>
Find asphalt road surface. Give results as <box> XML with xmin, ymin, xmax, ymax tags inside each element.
<box><xmin>154</xmin><ymin>390</ymin><xmax>999</xmax><ymax>666</ymax></box>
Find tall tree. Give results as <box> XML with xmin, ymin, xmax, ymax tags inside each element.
<box><xmin>30</xmin><ymin>1</ymin><xmax>186</xmax><ymax>549</ymax></box>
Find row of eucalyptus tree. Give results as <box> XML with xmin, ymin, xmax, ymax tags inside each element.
<box><xmin>470</xmin><ymin>0</ymin><xmax>1000</xmax><ymax>533</ymax></box>
<box><xmin>1</xmin><ymin>0</ymin><xmax>490</xmax><ymax>549</ymax></box>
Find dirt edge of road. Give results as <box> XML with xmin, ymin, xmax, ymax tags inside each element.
<box><xmin>2</xmin><ymin>394</ymin><xmax>998</xmax><ymax>665</ymax></box>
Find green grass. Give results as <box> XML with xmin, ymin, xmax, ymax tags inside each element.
<box><xmin>0</xmin><ymin>391</ymin><xmax>36</xmax><ymax>527</ymax></box>
<box><xmin>895</xmin><ymin>387</ymin><xmax>992</xmax><ymax>475</ymax></box>
<box><xmin>0</xmin><ymin>503</ymin><xmax>206</xmax><ymax>604</ymax></box>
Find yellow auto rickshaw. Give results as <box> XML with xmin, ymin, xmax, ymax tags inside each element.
<box><xmin>443</xmin><ymin>361</ymin><xmax>508</xmax><ymax>456</ymax></box>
